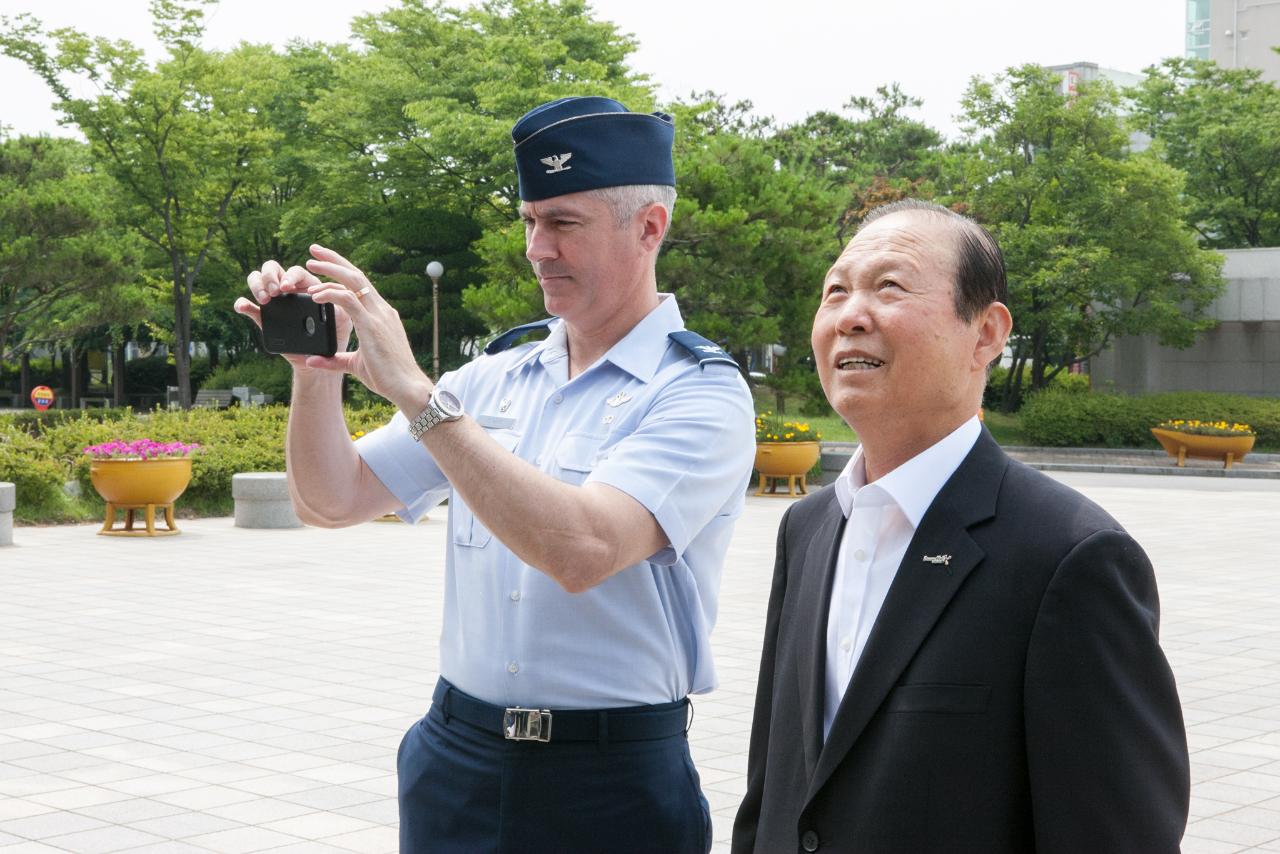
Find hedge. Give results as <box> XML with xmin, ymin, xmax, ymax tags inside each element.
<box><xmin>0</xmin><ymin>403</ymin><xmax>397</xmax><ymax>523</ymax></box>
<box><xmin>0</xmin><ymin>425</ymin><xmax>68</xmax><ymax>520</ymax></box>
<box><xmin>983</xmin><ymin>365</ymin><xmax>1090</xmax><ymax>410</ymax></box>
<box><xmin>200</xmin><ymin>355</ymin><xmax>294</xmax><ymax>404</ymax></box>
<box><xmin>1021</xmin><ymin>389</ymin><xmax>1280</xmax><ymax>449</ymax></box>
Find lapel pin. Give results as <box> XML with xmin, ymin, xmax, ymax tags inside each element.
<box><xmin>606</xmin><ymin>391</ymin><xmax>632</xmax><ymax>407</ymax></box>
<box><xmin>923</xmin><ymin>554</ymin><xmax>952</xmax><ymax>566</ymax></box>
<box><xmin>499</xmin><ymin>398</ymin><xmax>512</xmax><ymax>413</ymax></box>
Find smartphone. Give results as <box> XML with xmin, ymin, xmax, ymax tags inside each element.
<box><xmin>259</xmin><ymin>293</ymin><xmax>337</xmax><ymax>357</ymax></box>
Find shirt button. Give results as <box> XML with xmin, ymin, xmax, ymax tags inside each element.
<box><xmin>854</xmin><ymin>548</ymin><xmax>867</xmax><ymax>562</ymax></box>
<box><xmin>840</xmin><ymin>636</ymin><xmax>852</xmax><ymax>652</ymax></box>
<box><xmin>510</xmin><ymin>590</ymin><xmax>521</xmax><ymax>602</ymax></box>
<box><xmin>534</xmin><ymin>455</ymin><xmax>543</xmax><ymax>465</ymax></box>
<box><xmin>507</xmin><ymin>662</ymin><xmax>519</xmax><ymax>674</ymax></box>
<box><xmin>552</xmin><ymin>393</ymin><xmax>563</xmax><ymax>404</ymax></box>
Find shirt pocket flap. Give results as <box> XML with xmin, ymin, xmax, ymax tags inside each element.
<box><xmin>556</xmin><ymin>431</ymin><xmax>605</xmax><ymax>474</ymax></box>
<box><xmin>886</xmin><ymin>683</ymin><xmax>990</xmax><ymax>715</ymax></box>
<box><xmin>485</xmin><ymin>428</ymin><xmax>521</xmax><ymax>453</ymax></box>
<box><xmin>476</xmin><ymin>414</ymin><xmax>517</xmax><ymax>430</ymax></box>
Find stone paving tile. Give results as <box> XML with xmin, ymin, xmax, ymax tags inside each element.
<box><xmin>42</xmin><ymin>824</ymin><xmax>168</xmax><ymax>853</ymax></box>
<box><xmin>1</xmin><ymin>474</ymin><xmax>1279</xmax><ymax>851</ymax></box>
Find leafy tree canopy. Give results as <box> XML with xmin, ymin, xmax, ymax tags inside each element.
<box><xmin>955</xmin><ymin>64</ymin><xmax>1223</xmax><ymax>407</ymax></box>
<box><xmin>1129</xmin><ymin>57</ymin><xmax>1280</xmax><ymax>248</ymax></box>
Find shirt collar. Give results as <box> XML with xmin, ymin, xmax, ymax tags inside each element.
<box><xmin>510</xmin><ymin>293</ymin><xmax>684</xmax><ymax>382</ymax></box>
<box><xmin>834</xmin><ymin>416</ymin><xmax>982</xmax><ymax>528</ymax></box>
<box><xmin>602</xmin><ymin>293</ymin><xmax>684</xmax><ymax>382</ymax></box>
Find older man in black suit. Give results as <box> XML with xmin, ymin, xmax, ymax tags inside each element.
<box><xmin>732</xmin><ymin>200</ymin><xmax>1189</xmax><ymax>853</ymax></box>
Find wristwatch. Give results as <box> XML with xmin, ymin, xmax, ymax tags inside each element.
<box><xmin>408</xmin><ymin>388</ymin><xmax>464</xmax><ymax>441</ymax></box>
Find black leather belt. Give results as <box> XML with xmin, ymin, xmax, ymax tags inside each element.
<box><xmin>432</xmin><ymin>678</ymin><xmax>689</xmax><ymax>744</ymax></box>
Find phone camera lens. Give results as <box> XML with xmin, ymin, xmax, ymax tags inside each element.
<box><xmin>305</xmin><ymin>317</ymin><xmax>317</xmax><ymax>336</ymax></box>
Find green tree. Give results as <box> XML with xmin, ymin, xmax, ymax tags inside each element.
<box><xmin>0</xmin><ymin>135</ymin><xmax>142</xmax><ymax>380</ymax></box>
<box><xmin>284</xmin><ymin>0</ymin><xmax>650</xmax><ymax>369</ymax></box>
<box><xmin>771</xmin><ymin>84</ymin><xmax>946</xmax><ymax>242</ymax></box>
<box><xmin>662</xmin><ymin>97</ymin><xmax>839</xmax><ymax>387</ymax></box>
<box><xmin>1</xmin><ymin>0</ymin><xmax>285</xmax><ymax>406</ymax></box>
<box><xmin>1129</xmin><ymin>58</ymin><xmax>1280</xmax><ymax>248</ymax></box>
<box><xmin>956</xmin><ymin>65</ymin><xmax>1224</xmax><ymax>409</ymax></box>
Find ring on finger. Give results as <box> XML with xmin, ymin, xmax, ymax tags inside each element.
<box><xmin>356</xmin><ymin>286</ymin><xmax>373</xmax><ymax>300</ymax></box>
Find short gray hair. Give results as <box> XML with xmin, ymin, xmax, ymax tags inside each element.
<box><xmin>586</xmin><ymin>184</ymin><xmax>677</xmax><ymax>232</ymax></box>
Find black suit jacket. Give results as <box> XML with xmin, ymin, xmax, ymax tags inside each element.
<box><xmin>733</xmin><ymin>431</ymin><xmax>1189</xmax><ymax>853</ymax></box>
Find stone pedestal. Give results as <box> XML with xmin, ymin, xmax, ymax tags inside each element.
<box><xmin>0</xmin><ymin>482</ymin><xmax>14</xmax><ymax>546</ymax></box>
<box><xmin>232</xmin><ymin>473</ymin><xmax>302</xmax><ymax>529</ymax></box>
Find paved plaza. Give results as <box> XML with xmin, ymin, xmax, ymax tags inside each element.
<box><xmin>1</xmin><ymin>472</ymin><xmax>1279</xmax><ymax>852</ymax></box>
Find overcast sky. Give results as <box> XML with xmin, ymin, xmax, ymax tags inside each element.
<box><xmin>1</xmin><ymin>0</ymin><xmax>1186</xmax><ymax>140</ymax></box>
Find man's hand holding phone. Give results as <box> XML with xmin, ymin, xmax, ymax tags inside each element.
<box><xmin>235</xmin><ymin>244</ymin><xmax>434</xmax><ymax>415</ymax></box>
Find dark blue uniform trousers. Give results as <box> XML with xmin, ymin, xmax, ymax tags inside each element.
<box><xmin>397</xmin><ymin>678</ymin><xmax>712</xmax><ymax>853</ymax></box>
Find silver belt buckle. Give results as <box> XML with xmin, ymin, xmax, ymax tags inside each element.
<box><xmin>503</xmin><ymin>707</ymin><xmax>552</xmax><ymax>742</ymax></box>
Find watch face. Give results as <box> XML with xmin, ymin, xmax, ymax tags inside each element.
<box><xmin>433</xmin><ymin>389</ymin><xmax>463</xmax><ymax>418</ymax></box>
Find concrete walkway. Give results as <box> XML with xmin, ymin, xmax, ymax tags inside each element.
<box><xmin>1</xmin><ymin>472</ymin><xmax>1279</xmax><ymax>852</ymax></box>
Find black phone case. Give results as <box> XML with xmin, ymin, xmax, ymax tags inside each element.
<box><xmin>259</xmin><ymin>294</ymin><xmax>337</xmax><ymax>357</ymax></box>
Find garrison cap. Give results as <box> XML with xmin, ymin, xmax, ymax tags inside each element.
<box><xmin>512</xmin><ymin>96</ymin><xmax>675</xmax><ymax>202</ymax></box>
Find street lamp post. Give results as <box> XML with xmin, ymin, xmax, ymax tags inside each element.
<box><xmin>426</xmin><ymin>261</ymin><xmax>444</xmax><ymax>379</ymax></box>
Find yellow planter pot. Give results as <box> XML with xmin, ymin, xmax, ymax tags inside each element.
<box><xmin>89</xmin><ymin>457</ymin><xmax>193</xmax><ymax>536</ymax></box>
<box><xmin>1150</xmin><ymin>428</ymin><xmax>1255</xmax><ymax>470</ymax></box>
<box><xmin>754</xmin><ymin>441</ymin><xmax>821</xmax><ymax>497</ymax></box>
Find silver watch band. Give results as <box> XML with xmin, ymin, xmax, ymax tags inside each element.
<box><xmin>408</xmin><ymin>390</ymin><xmax>462</xmax><ymax>441</ymax></box>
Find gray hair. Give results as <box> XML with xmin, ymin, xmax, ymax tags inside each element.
<box><xmin>586</xmin><ymin>184</ymin><xmax>677</xmax><ymax>233</ymax></box>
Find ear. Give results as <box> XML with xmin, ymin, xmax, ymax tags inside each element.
<box><xmin>973</xmin><ymin>301</ymin><xmax>1012</xmax><ymax>370</ymax></box>
<box><xmin>636</xmin><ymin>202</ymin><xmax>669</xmax><ymax>252</ymax></box>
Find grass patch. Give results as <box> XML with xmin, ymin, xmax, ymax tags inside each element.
<box><xmin>980</xmin><ymin>409</ymin><xmax>1030</xmax><ymax>446</ymax></box>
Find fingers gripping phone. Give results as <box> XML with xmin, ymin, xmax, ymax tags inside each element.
<box><xmin>259</xmin><ymin>293</ymin><xmax>337</xmax><ymax>357</ymax></box>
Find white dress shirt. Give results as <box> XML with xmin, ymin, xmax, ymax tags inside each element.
<box><xmin>823</xmin><ymin>416</ymin><xmax>982</xmax><ymax>739</ymax></box>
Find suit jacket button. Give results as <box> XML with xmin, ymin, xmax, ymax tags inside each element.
<box><xmin>801</xmin><ymin>830</ymin><xmax>820</xmax><ymax>852</ymax></box>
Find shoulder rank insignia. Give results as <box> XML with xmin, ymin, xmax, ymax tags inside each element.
<box><xmin>484</xmin><ymin>317</ymin><xmax>556</xmax><ymax>355</ymax></box>
<box><xmin>668</xmin><ymin>330</ymin><xmax>739</xmax><ymax>369</ymax></box>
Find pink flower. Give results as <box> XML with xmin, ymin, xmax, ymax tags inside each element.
<box><xmin>83</xmin><ymin>439</ymin><xmax>201</xmax><ymax>460</ymax></box>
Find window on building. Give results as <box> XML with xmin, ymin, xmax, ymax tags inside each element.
<box><xmin>1186</xmin><ymin>0</ymin><xmax>1211</xmax><ymax>59</ymax></box>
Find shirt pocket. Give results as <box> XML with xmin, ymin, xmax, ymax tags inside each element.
<box><xmin>452</xmin><ymin>428</ymin><xmax>521</xmax><ymax>549</ymax></box>
<box><xmin>886</xmin><ymin>683</ymin><xmax>990</xmax><ymax>715</ymax></box>
<box><xmin>554</xmin><ymin>431</ymin><xmax>608</xmax><ymax>484</ymax></box>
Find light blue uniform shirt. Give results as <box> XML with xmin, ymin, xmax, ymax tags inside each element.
<box><xmin>356</xmin><ymin>295</ymin><xmax>756</xmax><ymax>709</ymax></box>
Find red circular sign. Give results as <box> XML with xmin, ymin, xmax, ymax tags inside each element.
<box><xmin>30</xmin><ymin>386</ymin><xmax>54</xmax><ymax>411</ymax></box>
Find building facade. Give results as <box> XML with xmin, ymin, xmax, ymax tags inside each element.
<box><xmin>1187</xmin><ymin>0</ymin><xmax>1280</xmax><ymax>82</ymax></box>
<box><xmin>1090</xmin><ymin>247</ymin><xmax>1280</xmax><ymax>396</ymax></box>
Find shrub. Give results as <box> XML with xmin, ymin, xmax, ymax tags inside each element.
<box><xmin>2</xmin><ymin>406</ymin><xmax>132</xmax><ymax>435</ymax></box>
<box><xmin>123</xmin><ymin>355</ymin><xmax>211</xmax><ymax>392</ymax></box>
<box><xmin>984</xmin><ymin>365</ymin><xmax>1090</xmax><ymax>411</ymax></box>
<box><xmin>1021</xmin><ymin>389</ymin><xmax>1280</xmax><ymax>448</ymax></box>
<box><xmin>0</xmin><ymin>425</ymin><xmax>67</xmax><ymax>520</ymax></box>
<box><xmin>0</xmin><ymin>402</ymin><xmax>403</xmax><ymax>522</ymax></box>
<box><xmin>0</xmin><ymin>357</ymin><xmax>58</xmax><ymax>391</ymax></box>
<box><xmin>201</xmin><ymin>355</ymin><xmax>294</xmax><ymax>404</ymax></box>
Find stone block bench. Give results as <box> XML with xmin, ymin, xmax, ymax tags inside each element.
<box><xmin>0</xmin><ymin>482</ymin><xmax>13</xmax><ymax>546</ymax></box>
<box><xmin>232</xmin><ymin>473</ymin><xmax>302</xmax><ymax>529</ymax></box>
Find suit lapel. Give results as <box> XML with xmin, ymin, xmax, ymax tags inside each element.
<box><xmin>805</xmin><ymin>431</ymin><xmax>1008</xmax><ymax>801</ymax></box>
<box><xmin>795</xmin><ymin>495</ymin><xmax>847</xmax><ymax>778</ymax></box>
